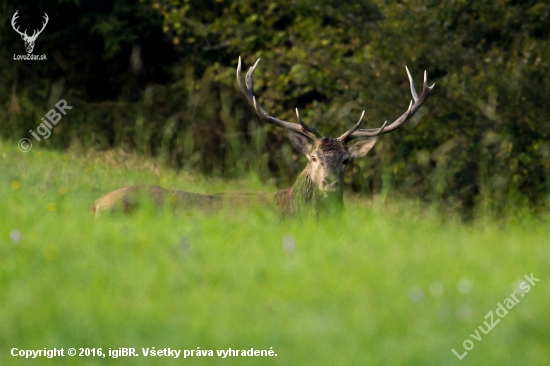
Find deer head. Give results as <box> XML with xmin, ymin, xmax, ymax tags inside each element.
<box><xmin>237</xmin><ymin>58</ymin><xmax>434</xmax><ymax>206</ymax></box>
<box><xmin>11</xmin><ymin>11</ymin><xmax>49</xmax><ymax>54</ymax></box>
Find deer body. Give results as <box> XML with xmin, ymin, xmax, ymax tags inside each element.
<box><xmin>89</xmin><ymin>140</ymin><xmax>346</xmax><ymax>217</ymax></box>
<box><xmin>89</xmin><ymin>178</ymin><xmax>322</xmax><ymax>218</ymax></box>
<box><xmin>89</xmin><ymin>185</ymin><xmax>276</xmax><ymax>216</ymax></box>
<box><xmin>90</xmin><ymin>58</ymin><xmax>434</xmax><ymax>217</ymax></box>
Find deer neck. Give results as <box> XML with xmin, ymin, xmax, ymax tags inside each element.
<box><xmin>292</xmin><ymin>168</ymin><xmax>314</xmax><ymax>206</ymax></box>
<box><xmin>275</xmin><ymin>164</ymin><xmax>342</xmax><ymax>216</ymax></box>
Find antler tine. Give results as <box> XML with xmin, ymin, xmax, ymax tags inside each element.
<box><xmin>244</xmin><ymin>58</ymin><xmax>260</xmax><ymax>93</ymax></box>
<box><xmin>349</xmin><ymin>68</ymin><xmax>434</xmax><ymax>138</ymax></box>
<box><xmin>406</xmin><ymin>66</ymin><xmax>419</xmax><ymax>103</ymax></box>
<box><xmin>339</xmin><ymin>110</ymin><xmax>365</xmax><ymax>141</ymax></box>
<box><xmin>356</xmin><ymin>119</ymin><xmax>388</xmax><ymax>138</ymax></box>
<box><xmin>237</xmin><ymin>57</ymin><xmax>322</xmax><ymax>139</ymax></box>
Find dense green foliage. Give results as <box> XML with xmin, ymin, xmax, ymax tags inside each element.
<box><xmin>2</xmin><ymin>0</ymin><xmax>550</xmax><ymax>215</ymax></box>
<box><xmin>1</xmin><ymin>140</ymin><xmax>549</xmax><ymax>365</ymax></box>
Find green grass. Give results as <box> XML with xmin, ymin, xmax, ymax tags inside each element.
<box><xmin>0</xmin><ymin>139</ymin><xmax>549</xmax><ymax>365</ymax></box>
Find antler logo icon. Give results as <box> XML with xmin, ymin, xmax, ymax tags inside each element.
<box><xmin>11</xmin><ymin>11</ymin><xmax>49</xmax><ymax>54</ymax></box>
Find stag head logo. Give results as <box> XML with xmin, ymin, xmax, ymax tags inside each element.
<box><xmin>11</xmin><ymin>11</ymin><xmax>49</xmax><ymax>54</ymax></box>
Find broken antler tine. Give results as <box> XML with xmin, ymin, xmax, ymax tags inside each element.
<box><xmin>427</xmin><ymin>71</ymin><xmax>435</xmax><ymax>90</ymax></box>
<box><xmin>423</xmin><ymin>70</ymin><xmax>436</xmax><ymax>90</ymax></box>
<box><xmin>406</xmin><ymin>66</ymin><xmax>419</xmax><ymax>103</ymax></box>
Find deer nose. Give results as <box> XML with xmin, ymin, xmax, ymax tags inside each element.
<box><xmin>321</xmin><ymin>177</ymin><xmax>339</xmax><ymax>191</ymax></box>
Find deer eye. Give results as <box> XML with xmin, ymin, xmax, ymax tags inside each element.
<box><xmin>342</xmin><ymin>158</ymin><xmax>349</xmax><ymax>165</ymax></box>
<box><xmin>311</xmin><ymin>156</ymin><xmax>317</xmax><ymax>162</ymax></box>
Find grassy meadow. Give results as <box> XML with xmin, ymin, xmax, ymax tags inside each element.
<box><xmin>0</xmin><ymin>139</ymin><xmax>548</xmax><ymax>365</ymax></box>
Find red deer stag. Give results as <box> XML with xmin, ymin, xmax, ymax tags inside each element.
<box><xmin>89</xmin><ymin>57</ymin><xmax>434</xmax><ymax>217</ymax></box>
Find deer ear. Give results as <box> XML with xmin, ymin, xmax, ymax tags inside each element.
<box><xmin>347</xmin><ymin>137</ymin><xmax>378</xmax><ymax>158</ymax></box>
<box><xmin>286</xmin><ymin>129</ymin><xmax>315</xmax><ymax>154</ymax></box>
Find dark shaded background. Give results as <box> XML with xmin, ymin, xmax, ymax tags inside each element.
<box><xmin>2</xmin><ymin>0</ymin><xmax>550</xmax><ymax>217</ymax></box>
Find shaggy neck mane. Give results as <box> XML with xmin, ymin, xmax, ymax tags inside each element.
<box><xmin>275</xmin><ymin>164</ymin><xmax>327</xmax><ymax>216</ymax></box>
<box><xmin>293</xmin><ymin>167</ymin><xmax>315</xmax><ymax>205</ymax></box>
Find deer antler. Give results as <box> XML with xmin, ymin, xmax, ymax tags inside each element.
<box><xmin>338</xmin><ymin>111</ymin><xmax>389</xmax><ymax>141</ymax></box>
<box><xmin>11</xmin><ymin>11</ymin><xmax>27</xmax><ymax>37</ymax></box>
<box><xmin>237</xmin><ymin>57</ymin><xmax>323</xmax><ymax>140</ymax></box>
<box><xmin>11</xmin><ymin>11</ymin><xmax>49</xmax><ymax>40</ymax></box>
<box><xmin>342</xmin><ymin>67</ymin><xmax>435</xmax><ymax>139</ymax></box>
<box><xmin>29</xmin><ymin>13</ymin><xmax>49</xmax><ymax>39</ymax></box>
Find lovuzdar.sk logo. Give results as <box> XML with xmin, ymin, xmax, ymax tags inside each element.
<box><xmin>12</xmin><ymin>10</ymin><xmax>48</xmax><ymax>61</ymax></box>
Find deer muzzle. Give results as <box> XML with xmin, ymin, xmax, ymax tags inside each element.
<box><xmin>321</xmin><ymin>176</ymin><xmax>340</xmax><ymax>192</ymax></box>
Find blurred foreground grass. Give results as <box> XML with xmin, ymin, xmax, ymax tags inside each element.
<box><xmin>0</xmin><ymin>139</ymin><xmax>549</xmax><ymax>366</ymax></box>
